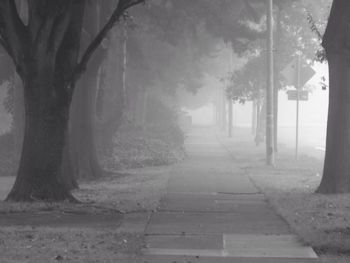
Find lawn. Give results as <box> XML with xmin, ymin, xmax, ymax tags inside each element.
<box><xmin>0</xmin><ymin>166</ymin><xmax>172</xmax><ymax>262</ymax></box>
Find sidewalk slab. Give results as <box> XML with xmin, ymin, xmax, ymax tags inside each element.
<box><xmin>145</xmin><ymin>234</ymin><xmax>223</xmax><ymax>250</ymax></box>
<box><xmin>223</xmin><ymin>234</ymin><xmax>318</xmax><ymax>258</ymax></box>
<box><xmin>143</xmin><ymin>234</ymin><xmax>317</xmax><ymax>259</ymax></box>
<box><xmin>116</xmin><ymin>212</ymin><xmax>150</xmax><ymax>233</ymax></box>
<box><xmin>146</xmin><ymin>212</ymin><xmax>290</xmax><ymax>235</ymax></box>
<box><xmin>167</xmin><ymin>173</ymin><xmax>258</xmax><ymax>194</ymax></box>
<box><xmin>158</xmin><ymin>194</ymin><xmax>272</xmax><ymax>213</ymax></box>
<box><xmin>142</xmin><ymin>255</ymin><xmax>318</xmax><ymax>263</ymax></box>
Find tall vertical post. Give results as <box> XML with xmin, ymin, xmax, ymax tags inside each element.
<box><xmin>228</xmin><ymin>43</ymin><xmax>234</xmax><ymax>137</ymax></box>
<box><xmin>273</xmin><ymin>6</ymin><xmax>281</xmax><ymax>153</ymax></box>
<box><xmin>228</xmin><ymin>99</ymin><xmax>233</xmax><ymax>137</ymax></box>
<box><xmin>295</xmin><ymin>54</ymin><xmax>301</xmax><ymax>160</ymax></box>
<box><xmin>266</xmin><ymin>0</ymin><xmax>275</xmax><ymax>166</ymax></box>
<box><xmin>122</xmin><ymin>22</ymin><xmax>128</xmax><ymax>109</ymax></box>
<box><xmin>222</xmin><ymin>89</ymin><xmax>227</xmax><ymax>130</ymax></box>
<box><xmin>252</xmin><ymin>101</ymin><xmax>257</xmax><ymax>135</ymax></box>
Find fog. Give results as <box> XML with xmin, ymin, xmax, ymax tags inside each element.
<box><xmin>178</xmin><ymin>49</ymin><xmax>329</xmax><ymax>160</ymax></box>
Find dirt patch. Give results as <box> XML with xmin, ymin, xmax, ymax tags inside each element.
<box><xmin>0</xmin><ymin>227</ymin><xmax>144</xmax><ymax>263</ymax></box>
<box><xmin>0</xmin><ymin>210</ymin><xmax>123</xmax><ymax>228</ymax></box>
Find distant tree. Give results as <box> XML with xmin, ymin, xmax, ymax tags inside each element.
<box><xmin>0</xmin><ymin>0</ymin><xmax>143</xmax><ymax>202</ymax></box>
<box><xmin>317</xmin><ymin>0</ymin><xmax>350</xmax><ymax>193</ymax></box>
<box><xmin>64</xmin><ymin>0</ymin><xmax>114</xmax><ymax>187</ymax></box>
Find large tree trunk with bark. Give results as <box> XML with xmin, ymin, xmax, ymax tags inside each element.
<box><xmin>317</xmin><ymin>52</ymin><xmax>350</xmax><ymax>193</ymax></box>
<box><xmin>13</xmin><ymin>73</ymin><xmax>24</xmax><ymax>165</ymax></box>
<box><xmin>7</xmin><ymin>71</ymin><xmax>74</xmax><ymax>201</ymax></box>
<box><xmin>317</xmin><ymin>0</ymin><xmax>350</xmax><ymax>193</ymax></box>
<box><xmin>1</xmin><ymin>0</ymin><xmax>85</xmax><ymax>202</ymax></box>
<box><xmin>0</xmin><ymin>0</ymin><xmax>143</xmax><ymax>201</ymax></box>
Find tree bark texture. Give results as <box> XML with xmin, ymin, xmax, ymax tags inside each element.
<box><xmin>2</xmin><ymin>0</ymin><xmax>85</xmax><ymax>201</ymax></box>
<box><xmin>13</xmin><ymin>73</ymin><xmax>24</xmax><ymax>165</ymax></box>
<box><xmin>317</xmin><ymin>0</ymin><xmax>350</xmax><ymax>193</ymax></box>
<box><xmin>7</xmin><ymin>65</ymin><xmax>74</xmax><ymax>201</ymax></box>
<box><xmin>0</xmin><ymin>0</ymin><xmax>144</xmax><ymax>201</ymax></box>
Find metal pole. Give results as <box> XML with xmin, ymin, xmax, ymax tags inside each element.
<box><xmin>266</xmin><ymin>0</ymin><xmax>275</xmax><ymax>166</ymax></box>
<box><xmin>122</xmin><ymin>22</ymin><xmax>128</xmax><ymax>109</ymax></box>
<box><xmin>295</xmin><ymin>54</ymin><xmax>301</xmax><ymax>160</ymax></box>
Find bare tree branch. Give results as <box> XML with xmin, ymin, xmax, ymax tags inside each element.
<box><xmin>71</xmin><ymin>0</ymin><xmax>144</xmax><ymax>84</ymax></box>
<box><xmin>48</xmin><ymin>2</ymin><xmax>74</xmax><ymax>53</ymax></box>
<box><xmin>0</xmin><ymin>0</ymin><xmax>28</xmax><ymax>62</ymax></box>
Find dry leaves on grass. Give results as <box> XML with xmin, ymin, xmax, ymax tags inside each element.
<box><xmin>0</xmin><ymin>227</ymin><xmax>143</xmax><ymax>263</ymax></box>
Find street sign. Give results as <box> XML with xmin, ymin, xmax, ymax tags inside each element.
<box><xmin>281</xmin><ymin>58</ymin><xmax>316</xmax><ymax>88</ymax></box>
<box><xmin>287</xmin><ymin>90</ymin><xmax>309</xmax><ymax>101</ymax></box>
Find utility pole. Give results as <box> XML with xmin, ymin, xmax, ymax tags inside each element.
<box><xmin>122</xmin><ymin>21</ymin><xmax>128</xmax><ymax>109</ymax></box>
<box><xmin>228</xmin><ymin>44</ymin><xmax>234</xmax><ymax>138</ymax></box>
<box><xmin>266</xmin><ymin>0</ymin><xmax>275</xmax><ymax>166</ymax></box>
<box><xmin>295</xmin><ymin>53</ymin><xmax>301</xmax><ymax>160</ymax></box>
<box><xmin>273</xmin><ymin>6</ymin><xmax>281</xmax><ymax>153</ymax></box>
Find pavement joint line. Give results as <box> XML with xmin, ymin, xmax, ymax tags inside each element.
<box><xmin>142</xmin><ymin>247</ymin><xmax>318</xmax><ymax>259</ymax></box>
<box><xmin>167</xmin><ymin>191</ymin><xmax>263</xmax><ymax>196</ymax></box>
<box><xmin>142</xmin><ymin>248</ymin><xmax>225</xmax><ymax>257</ymax></box>
<box><xmin>216</xmin><ymin>192</ymin><xmax>261</xmax><ymax>195</ymax></box>
<box><xmin>143</xmin><ymin>211</ymin><xmax>155</xmax><ymax>236</ymax></box>
<box><xmin>167</xmin><ymin>192</ymin><xmax>219</xmax><ymax>195</ymax></box>
<box><xmin>156</xmin><ymin>209</ymin><xmax>268</xmax><ymax>214</ymax></box>
<box><xmin>145</xmin><ymin>233</ymin><xmax>221</xmax><ymax>237</ymax></box>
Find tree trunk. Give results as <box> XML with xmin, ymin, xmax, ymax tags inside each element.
<box><xmin>96</xmin><ymin>29</ymin><xmax>126</xmax><ymax>153</ymax></box>
<box><xmin>252</xmin><ymin>100</ymin><xmax>257</xmax><ymax>135</ymax></box>
<box><xmin>222</xmin><ymin>91</ymin><xmax>227</xmax><ymax>130</ymax></box>
<box><xmin>273</xmin><ymin>5</ymin><xmax>281</xmax><ymax>153</ymax></box>
<box><xmin>61</xmin><ymin>135</ymin><xmax>78</xmax><ymax>190</ymax></box>
<box><xmin>62</xmin><ymin>0</ymin><xmax>106</xmax><ymax>182</ymax></box>
<box><xmin>7</xmin><ymin>75</ymin><xmax>74</xmax><ymax>202</ymax></box>
<box><xmin>317</xmin><ymin>51</ymin><xmax>350</xmax><ymax>193</ymax></box>
<box><xmin>228</xmin><ymin>99</ymin><xmax>233</xmax><ymax>137</ymax></box>
<box><xmin>13</xmin><ymin>73</ymin><xmax>24</xmax><ymax>166</ymax></box>
<box><xmin>69</xmin><ymin>66</ymin><xmax>103</xmax><ymax>180</ymax></box>
<box><xmin>255</xmin><ymin>99</ymin><xmax>266</xmax><ymax>146</ymax></box>
<box><xmin>317</xmin><ymin>0</ymin><xmax>350</xmax><ymax>193</ymax></box>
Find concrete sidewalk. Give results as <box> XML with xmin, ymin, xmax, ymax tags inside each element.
<box><xmin>141</xmin><ymin>127</ymin><xmax>318</xmax><ymax>262</ymax></box>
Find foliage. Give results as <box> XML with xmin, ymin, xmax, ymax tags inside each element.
<box><xmin>101</xmin><ymin>94</ymin><xmax>185</xmax><ymax>170</ymax></box>
<box><xmin>103</xmin><ymin>121</ymin><xmax>184</xmax><ymax>170</ymax></box>
<box><xmin>227</xmin><ymin>53</ymin><xmax>265</xmax><ymax>103</ymax></box>
<box><xmin>226</xmin><ymin>0</ymin><xmax>332</xmax><ymax>103</ymax></box>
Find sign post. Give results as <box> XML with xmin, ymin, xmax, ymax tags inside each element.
<box><xmin>281</xmin><ymin>55</ymin><xmax>316</xmax><ymax>160</ymax></box>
